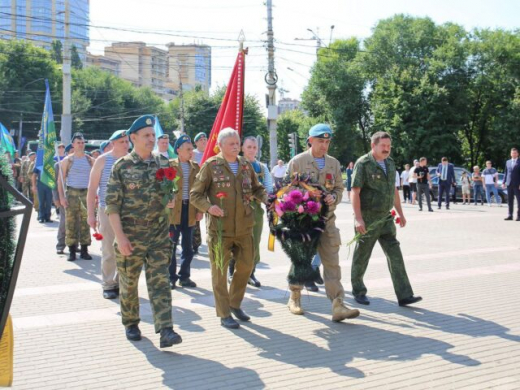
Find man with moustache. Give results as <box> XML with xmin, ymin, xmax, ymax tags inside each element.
<box><xmin>351</xmin><ymin>131</ymin><xmax>422</xmax><ymax>307</ymax></box>
<box><xmin>87</xmin><ymin>130</ymin><xmax>130</xmax><ymax>299</ymax></box>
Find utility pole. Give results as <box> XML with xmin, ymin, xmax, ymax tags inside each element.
<box><xmin>265</xmin><ymin>0</ymin><xmax>278</xmax><ymax>168</ymax></box>
<box><xmin>61</xmin><ymin>0</ymin><xmax>72</xmax><ymax>144</ymax></box>
<box><xmin>177</xmin><ymin>61</ymin><xmax>185</xmax><ymax>134</ymax></box>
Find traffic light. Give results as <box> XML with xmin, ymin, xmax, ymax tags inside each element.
<box><xmin>288</xmin><ymin>132</ymin><xmax>297</xmax><ymax>157</ymax></box>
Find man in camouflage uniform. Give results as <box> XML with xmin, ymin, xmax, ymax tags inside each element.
<box><xmin>21</xmin><ymin>152</ymin><xmax>35</xmax><ymax>200</ymax></box>
<box><xmin>190</xmin><ymin>128</ymin><xmax>267</xmax><ymax>329</ymax></box>
<box><xmin>351</xmin><ymin>131</ymin><xmax>422</xmax><ymax>307</ymax></box>
<box><xmin>57</xmin><ymin>133</ymin><xmax>93</xmax><ymax>261</ymax></box>
<box><xmin>284</xmin><ymin>124</ymin><xmax>360</xmax><ymax>322</ymax></box>
<box><xmin>105</xmin><ymin>114</ymin><xmax>182</xmax><ymax>348</ymax></box>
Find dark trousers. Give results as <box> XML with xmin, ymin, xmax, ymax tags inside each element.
<box><xmin>37</xmin><ymin>181</ymin><xmax>53</xmax><ymax>221</ymax></box>
<box><xmin>403</xmin><ymin>185</ymin><xmax>411</xmax><ymax>202</ymax></box>
<box><xmin>417</xmin><ymin>183</ymin><xmax>431</xmax><ymax>210</ymax></box>
<box><xmin>169</xmin><ymin>203</ymin><xmax>194</xmax><ymax>283</ymax></box>
<box><xmin>507</xmin><ymin>184</ymin><xmax>520</xmax><ymax>218</ymax></box>
<box><xmin>438</xmin><ymin>181</ymin><xmax>451</xmax><ymax>208</ymax></box>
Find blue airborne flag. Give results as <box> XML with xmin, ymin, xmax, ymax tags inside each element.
<box><xmin>39</xmin><ymin>80</ymin><xmax>57</xmax><ymax>189</ymax></box>
<box><xmin>154</xmin><ymin>116</ymin><xmax>176</xmax><ymax>159</ymax></box>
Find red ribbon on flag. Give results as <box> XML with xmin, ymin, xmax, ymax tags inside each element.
<box><xmin>201</xmin><ymin>50</ymin><xmax>246</xmax><ymax>165</ymax></box>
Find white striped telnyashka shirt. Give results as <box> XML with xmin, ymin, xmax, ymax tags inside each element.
<box><xmin>229</xmin><ymin>162</ymin><xmax>239</xmax><ymax>176</ymax></box>
<box><xmin>98</xmin><ymin>154</ymin><xmax>116</xmax><ymax>208</ymax></box>
<box><xmin>66</xmin><ymin>156</ymin><xmax>91</xmax><ymax>189</ymax></box>
<box><xmin>377</xmin><ymin>160</ymin><xmax>387</xmax><ymax>175</ymax></box>
<box><xmin>181</xmin><ymin>162</ymin><xmax>190</xmax><ymax>200</ymax></box>
<box><xmin>314</xmin><ymin>157</ymin><xmax>326</xmax><ymax>170</ymax></box>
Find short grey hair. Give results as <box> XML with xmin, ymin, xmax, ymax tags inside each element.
<box><xmin>242</xmin><ymin>136</ymin><xmax>258</xmax><ymax>145</ymax></box>
<box><xmin>217</xmin><ymin>128</ymin><xmax>240</xmax><ymax>145</ymax></box>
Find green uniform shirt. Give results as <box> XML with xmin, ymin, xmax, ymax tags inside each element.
<box><xmin>190</xmin><ymin>153</ymin><xmax>267</xmax><ymax>238</ymax></box>
<box><xmin>351</xmin><ymin>152</ymin><xmax>396</xmax><ymax>214</ymax></box>
<box><xmin>105</xmin><ymin>150</ymin><xmax>171</xmax><ymax>231</ymax></box>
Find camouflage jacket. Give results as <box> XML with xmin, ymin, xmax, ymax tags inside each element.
<box><xmin>352</xmin><ymin>152</ymin><xmax>396</xmax><ymax>214</ymax></box>
<box><xmin>190</xmin><ymin>153</ymin><xmax>267</xmax><ymax>237</ymax></box>
<box><xmin>105</xmin><ymin>150</ymin><xmax>172</xmax><ymax>229</ymax></box>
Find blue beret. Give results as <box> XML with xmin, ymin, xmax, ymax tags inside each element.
<box><xmin>194</xmin><ymin>132</ymin><xmax>207</xmax><ymax>142</ymax></box>
<box><xmin>28</xmin><ymin>152</ymin><xmax>36</xmax><ymax>157</ymax></box>
<box><xmin>309</xmin><ymin>124</ymin><xmax>333</xmax><ymax>139</ymax></box>
<box><xmin>100</xmin><ymin>141</ymin><xmax>110</xmax><ymax>152</ymax></box>
<box><xmin>128</xmin><ymin>115</ymin><xmax>155</xmax><ymax>135</ymax></box>
<box><xmin>174</xmin><ymin>134</ymin><xmax>192</xmax><ymax>152</ymax></box>
<box><xmin>158</xmin><ymin>133</ymin><xmax>169</xmax><ymax>139</ymax></box>
<box><xmin>109</xmin><ymin>129</ymin><xmax>127</xmax><ymax>142</ymax></box>
<box><xmin>64</xmin><ymin>144</ymin><xmax>73</xmax><ymax>153</ymax></box>
<box><xmin>71</xmin><ymin>132</ymin><xmax>84</xmax><ymax>142</ymax></box>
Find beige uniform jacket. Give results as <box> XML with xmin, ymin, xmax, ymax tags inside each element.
<box><xmin>190</xmin><ymin>153</ymin><xmax>267</xmax><ymax>238</ymax></box>
<box><xmin>168</xmin><ymin>158</ymin><xmax>200</xmax><ymax>227</ymax></box>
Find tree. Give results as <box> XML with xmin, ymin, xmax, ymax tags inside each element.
<box><xmin>51</xmin><ymin>40</ymin><xmax>63</xmax><ymax>64</ymax></box>
<box><xmin>302</xmin><ymin>38</ymin><xmax>370</xmax><ymax>164</ymax></box>
<box><xmin>71</xmin><ymin>45</ymin><xmax>83</xmax><ymax>70</ymax></box>
<box><xmin>0</xmin><ymin>40</ymin><xmax>62</xmax><ymax>140</ymax></box>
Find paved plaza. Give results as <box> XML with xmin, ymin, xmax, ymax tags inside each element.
<box><xmin>8</xmin><ymin>199</ymin><xmax>520</xmax><ymax>389</ymax></box>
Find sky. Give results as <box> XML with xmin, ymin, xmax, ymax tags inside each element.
<box><xmin>88</xmin><ymin>0</ymin><xmax>520</xmax><ymax>104</ymax></box>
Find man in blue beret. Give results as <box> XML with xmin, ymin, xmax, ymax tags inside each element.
<box><xmin>87</xmin><ymin>130</ymin><xmax>129</xmax><ymax>299</ymax></box>
<box><xmin>64</xmin><ymin>144</ymin><xmax>73</xmax><ymax>155</ymax></box>
<box><xmin>167</xmin><ymin>134</ymin><xmax>203</xmax><ymax>289</ymax></box>
<box><xmin>105</xmin><ymin>115</ymin><xmax>182</xmax><ymax>347</ymax></box>
<box><xmin>284</xmin><ymin>123</ymin><xmax>360</xmax><ymax>321</ymax></box>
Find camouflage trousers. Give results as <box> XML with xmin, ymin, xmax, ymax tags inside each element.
<box><xmin>65</xmin><ymin>188</ymin><xmax>91</xmax><ymax>247</ymax></box>
<box><xmin>351</xmin><ymin>211</ymin><xmax>414</xmax><ymax>300</ymax></box>
<box><xmin>22</xmin><ymin>182</ymin><xmax>31</xmax><ymax>201</ymax></box>
<box><xmin>115</xmin><ymin>225</ymin><xmax>173</xmax><ymax>333</ymax></box>
<box><xmin>208</xmin><ymin>233</ymin><xmax>254</xmax><ymax>318</ymax></box>
<box><xmin>192</xmin><ymin>220</ymin><xmax>202</xmax><ymax>250</ymax></box>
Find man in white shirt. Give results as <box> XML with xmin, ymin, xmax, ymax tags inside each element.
<box><xmin>409</xmin><ymin>160</ymin><xmax>419</xmax><ymax>205</ymax></box>
<box><xmin>271</xmin><ymin>160</ymin><xmax>287</xmax><ymax>188</ymax></box>
<box><xmin>400</xmin><ymin>164</ymin><xmax>411</xmax><ymax>203</ymax></box>
<box><xmin>156</xmin><ymin>134</ymin><xmax>170</xmax><ymax>159</ymax></box>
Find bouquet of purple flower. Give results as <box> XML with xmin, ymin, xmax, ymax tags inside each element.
<box><xmin>267</xmin><ymin>176</ymin><xmax>328</xmax><ymax>285</ymax></box>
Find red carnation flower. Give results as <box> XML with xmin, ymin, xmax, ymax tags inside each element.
<box><xmin>93</xmin><ymin>232</ymin><xmax>104</xmax><ymax>241</ymax></box>
<box><xmin>156</xmin><ymin>168</ymin><xmax>165</xmax><ymax>181</ymax></box>
<box><xmin>216</xmin><ymin>192</ymin><xmax>228</xmax><ymax>199</ymax></box>
<box><xmin>326</xmin><ymin>173</ymin><xmax>333</xmax><ymax>180</ymax></box>
<box><xmin>391</xmin><ymin>210</ymin><xmax>396</xmax><ymax>217</ymax></box>
<box><xmin>395</xmin><ymin>217</ymin><xmax>401</xmax><ymax>224</ymax></box>
<box><xmin>164</xmin><ymin>167</ymin><xmax>177</xmax><ymax>181</ymax></box>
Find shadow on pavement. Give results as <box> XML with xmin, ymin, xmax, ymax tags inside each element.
<box><xmin>131</xmin><ymin>337</ymin><xmax>265</xmax><ymax>390</ymax></box>
<box><xmin>62</xmin><ymin>254</ymin><xmax>102</xmax><ymax>283</ymax></box>
<box><xmin>238</xmin><ymin>317</ymin><xmax>480</xmax><ymax>379</ymax></box>
<box><xmin>362</xmin><ymin>297</ymin><xmax>520</xmax><ymax>342</ymax></box>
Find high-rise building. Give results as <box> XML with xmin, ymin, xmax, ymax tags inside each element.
<box><xmin>86</xmin><ymin>53</ymin><xmax>120</xmax><ymax>77</ymax></box>
<box><xmin>166</xmin><ymin>43</ymin><xmax>211</xmax><ymax>93</ymax></box>
<box><xmin>278</xmin><ymin>98</ymin><xmax>302</xmax><ymax>115</ymax></box>
<box><xmin>104</xmin><ymin>42</ymin><xmax>173</xmax><ymax>101</ymax></box>
<box><xmin>0</xmin><ymin>0</ymin><xmax>90</xmax><ymax>60</ymax></box>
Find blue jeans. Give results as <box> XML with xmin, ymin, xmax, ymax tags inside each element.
<box><xmin>311</xmin><ymin>253</ymin><xmax>321</xmax><ymax>270</ymax></box>
<box><xmin>485</xmin><ymin>184</ymin><xmax>499</xmax><ymax>204</ymax></box>
<box><xmin>168</xmin><ymin>203</ymin><xmax>194</xmax><ymax>283</ymax></box>
<box><xmin>37</xmin><ymin>180</ymin><xmax>53</xmax><ymax>221</ymax></box>
<box><xmin>473</xmin><ymin>185</ymin><xmax>484</xmax><ymax>204</ymax></box>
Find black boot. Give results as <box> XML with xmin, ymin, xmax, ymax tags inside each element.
<box><xmin>159</xmin><ymin>327</ymin><xmax>182</xmax><ymax>348</ymax></box>
<box><xmin>80</xmin><ymin>245</ymin><xmax>92</xmax><ymax>260</ymax></box>
<box><xmin>67</xmin><ymin>246</ymin><xmax>77</xmax><ymax>261</ymax></box>
<box><xmin>248</xmin><ymin>266</ymin><xmax>261</xmax><ymax>287</ymax></box>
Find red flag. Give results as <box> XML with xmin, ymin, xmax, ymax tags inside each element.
<box><xmin>201</xmin><ymin>50</ymin><xmax>246</xmax><ymax>165</ymax></box>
